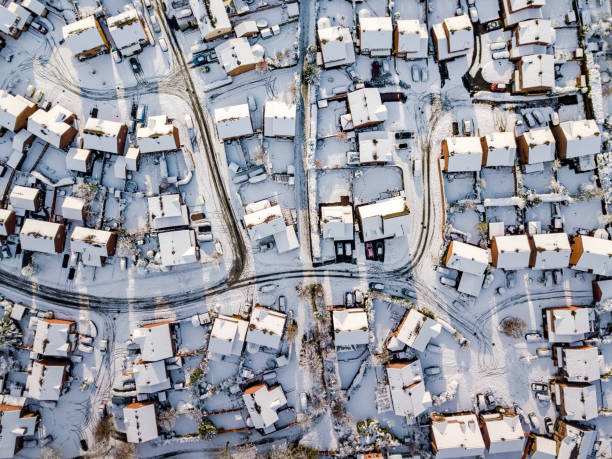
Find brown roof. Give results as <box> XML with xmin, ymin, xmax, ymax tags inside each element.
<box><xmin>244</xmin><ymin>383</ymin><xmax>266</xmax><ymax>395</ymax></box>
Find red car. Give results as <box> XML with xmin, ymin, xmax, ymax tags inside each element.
<box><xmin>365</xmin><ymin>242</ymin><xmax>375</xmax><ymax>259</ymax></box>
<box><xmin>490</xmin><ymin>83</ymin><xmax>506</xmax><ymax>92</ymax></box>
<box><xmin>372</xmin><ymin>61</ymin><xmax>381</xmax><ymax>79</ymax></box>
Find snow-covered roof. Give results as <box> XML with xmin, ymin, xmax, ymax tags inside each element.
<box><xmin>457</xmin><ymin>272</ymin><xmax>484</xmax><ymax>297</ymax></box>
<box><xmin>320</xmin><ymin>205</ymin><xmax>353</xmax><ymax>241</ymax></box>
<box><xmin>62</xmin><ymin>16</ymin><xmax>107</xmax><ymax>56</ymax></box>
<box><xmin>359</xmin><ymin>16</ymin><xmax>393</xmax><ymax>53</ymax></box>
<box><xmin>9</xmin><ymin>185</ymin><xmax>39</xmax><ymax>211</ymax></box>
<box><xmin>430</xmin><ymin>413</ymin><xmax>485</xmax><ymax>458</ymax></box>
<box><xmin>21</xmin><ymin>0</ymin><xmax>46</xmax><ymax>16</ymax></box>
<box><xmin>32</xmin><ymin>318</ymin><xmax>75</xmax><ymax>357</ymax></box>
<box><xmin>0</xmin><ymin>395</ymin><xmax>37</xmax><ymax>459</ymax></box>
<box><xmin>83</xmin><ymin>117</ymin><xmax>126</xmax><ymax>154</ymax></box>
<box><xmin>0</xmin><ymin>208</ymin><xmax>15</xmax><ymax>237</ymax></box>
<box><xmin>395</xmin><ymin>20</ymin><xmax>428</xmax><ymax>58</ymax></box>
<box><xmin>147</xmin><ymin>194</ymin><xmax>189</xmax><ymax>230</ymax></box>
<box><xmin>107</xmin><ymin>8</ymin><xmax>148</xmax><ymax>53</ymax></box>
<box><xmin>571</xmin><ymin>235</ymin><xmax>612</xmax><ymax>276</ymax></box>
<box><xmin>482</xmin><ymin>132</ymin><xmax>517</xmax><ymax>167</ymax></box>
<box><xmin>518</xmin><ymin>54</ymin><xmax>554</xmax><ymax>92</ymax></box>
<box><xmin>133</xmin><ymin>322</ymin><xmax>174</xmax><ymax>362</ymax></box>
<box><xmin>332</xmin><ymin>308</ymin><xmax>369</xmax><ymax>346</ymax></box>
<box><xmin>27</xmin><ymin>105</ymin><xmax>76</xmax><ymax>148</ymax></box>
<box><xmin>318</xmin><ymin>23</ymin><xmax>355</xmax><ymax>67</ymax></box>
<box><xmin>235</xmin><ymin>20</ymin><xmax>258</xmax><ymax>38</ymax></box>
<box><xmin>443</xmin><ymin>15</ymin><xmax>473</xmax><ymax>53</ymax></box>
<box><xmin>26</xmin><ymin>359</ymin><xmax>68</xmax><ymax>401</ymax></box>
<box><xmin>445</xmin><ymin>241</ymin><xmax>488</xmax><ymax>275</ymax></box>
<box><xmin>191</xmin><ymin>0</ymin><xmax>231</xmax><ymax>41</ymax></box>
<box><xmin>546</xmin><ymin>307</ymin><xmax>593</xmax><ymax>343</ymax></box>
<box><xmin>480</xmin><ymin>412</ymin><xmax>525</xmax><ymax>454</ymax></box>
<box><xmin>244</xmin><ymin>202</ymin><xmax>286</xmax><ymax>241</ymax></box>
<box><xmin>528</xmin><ymin>435</ymin><xmax>557</xmax><ymax>459</ymax></box>
<box><xmin>215</xmin><ymin>38</ymin><xmax>257</xmax><ymax>75</ymax></box>
<box><xmin>394</xmin><ymin>309</ymin><xmax>442</xmax><ymax>352</ymax></box>
<box><xmin>492</xmin><ymin>235</ymin><xmax>531</xmax><ymax>269</ymax></box>
<box><xmin>208</xmin><ymin>314</ymin><xmax>248</xmax><ymax>357</ymax></box>
<box><xmin>515</xmin><ymin>19</ymin><xmax>554</xmax><ymax>46</ymax></box>
<box><xmin>19</xmin><ymin>219</ymin><xmax>65</xmax><ymax>254</ymax></box>
<box><xmin>357</xmin><ymin>196</ymin><xmax>410</xmax><ymax>242</ymax></box>
<box><xmin>243</xmin><ymin>384</ymin><xmax>287</xmax><ymax>431</ymax></box>
<box><xmin>530</xmin><ymin>233</ymin><xmax>570</xmax><ymax>269</ymax></box>
<box><xmin>502</xmin><ymin>0</ymin><xmax>545</xmax><ymax>27</ymax></box>
<box><xmin>560</xmin><ymin>383</ymin><xmax>599</xmax><ymax>421</ymax></box>
<box><xmin>0</xmin><ymin>90</ymin><xmax>36</xmax><ymax>132</ymax></box>
<box><xmin>273</xmin><ymin>225</ymin><xmax>299</xmax><ymax>254</ymax></box>
<box><xmin>0</xmin><ymin>3</ymin><xmax>30</xmax><ymax>36</ymax></box>
<box><xmin>443</xmin><ymin>137</ymin><xmax>483</xmax><ymax>172</ymax></box>
<box><xmin>358</xmin><ymin>131</ymin><xmax>393</xmax><ymax>163</ymax></box>
<box><xmin>136</xmin><ymin>116</ymin><xmax>179</xmax><ymax>153</ymax></box>
<box><xmin>133</xmin><ymin>360</ymin><xmax>171</xmax><ymax>394</ymax></box>
<box><xmin>124</xmin><ymin>402</ymin><xmax>158</xmax><ymax>443</ymax></box>
<box><xmin>508</xmin><ymin>0</ymin><xmax>546</xmax><ymax>12</ymax></box>
<box><xmin>563</xmin><ymin>345</ymin><xmax>600</xmax><ymax>383</ymax></box>
<box><xmin>264</xmin><ymin>101</ymin><xmax>296</xmax><ymax>138</ymax></box>
<box><xmin>61</xmin><ymin>196</ymin><xmax>84</xmax><ymax>222</ymax></box>
<box><xmin>555</xmin><ymin>119</ymin><xmax>601</xmax><ymax>159</ymax></box>
<box><xmin>70</xmin><ymin>227</ymin><xmax>116</xmax><ymax>267</ymax></box>
<box><xmin>386</xmin><ymin>359</ymin><xmax>431</xmax><ymax>418</ymax></box>
<box><xmin>346</xmin><ymin>88</ymin><xmax>387</xmax><ymax>128</ymax></box>
<box><xmin>66</xmin><ymin>148</ymin><xmax>91</xmax><ymax>172</ymax></box>
<box><xmin>555</xmin><ymin>420</ymin><xmax>596</xmax><ymax>459</ymax></box>
<box><xmin>214</xmin><ymin>104</ymin><xmax>253</xmax><ymax>140</ymax></box>
<box><xmin>246</xmin><ymin>306</ymin><xmax>286</xmax><ymax>350</ymax></box>
<box><xmin>520</xmin><ymin>127</ymin><xmax>556</xmax><ymax>164</ymax></box>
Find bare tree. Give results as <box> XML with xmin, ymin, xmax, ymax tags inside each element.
<box><xmin>502</xmin><ymin>317</ymin><xmax>527</xmax><ymax>338</ymax></box>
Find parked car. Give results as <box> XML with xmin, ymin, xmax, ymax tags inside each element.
<box><xmin>485</xmin><ymin>393</ymin><xmax>496</xmax><ymax>407</ymax></box>
<box><xmin>544</xmin><ymin>417</ymin><xmax>554</xmax><ymax>435</ymax></box>
<box><xmin>411</xmin><ymin>65</ymin><xmax>420</xmax><ymax>82</ymax></box>
<box><xmin>486</xmin><ymin>19</ymin><xmax>502</xmax><ymax>31</ymax></box>
<box><xmin>89</xmin><ymin>106</ymin><xmax>98</xmax><ymax>118</ymax></box>
<box><xmin>99</xmin><ymin>339</ymin><xmax>108</xmax><ymax>352</ymax></box>
<box><xmin>345</xmin><ymin>291</ymin><xmax>354</xmax><ymax>307</ymax></box>
<box><xmin>299</xmin><ymin>392</ymin><xmax>308</xmax><ymax>411</ymax></box>
<box><xmin>462</xmin><ymin>119</ymin><xmax>472</xmax><ymax>135</ymax></box>
<box><xmin>477</xmin><ymin>393</ymin><xmax>487</xmax><ymax>410</ymax></box>
<box><xmin>528</xmin><ymin>412</ymin><xmax>540</xmax><ymax>430</ymax></box>
<box><xmin>440</xmin><ymin>276</ymin><xmax>457</xmax><ymax>287</ymax></box>
<box><xmin>482</xmin><ymin>272</ymin><xmax>495</xmax><ymax>289</ymax></box>
<box><xmin>436</xmin><ymin>265</ymin><xmax>455</xmax><ymax>276</ymax></box>
<box><xmin>490</xmin><ymin>82</ymin><xmax>506</xmax><ymax>92</ymax></box>
<box><xmin>419</xmin><ymin>65</ymin><xmax>429</xmax><ymax>82</ymax></box>
<box><xmin>365</xmin><ymin>242</ymin><xmax>375</xmax><ymax>259</ymax></box>
<box><xmin>506</xmin><ymin>271</ymin><xmax>516</xmax><ymax>289</ymax></box>
<box><xmin>129</xmin><ymin>57</ymin><xmax>142</xmax><ymax>74</ymax></box>
<box><xmin>369</xmin><ymin>282</ymin><xmax>384</xmax><ymax>292</ymax></box>
<box><xmin>492</xmin><ymin>50</ymin><xmax>510</xmax><ymax>59</ymax></box>
<box><xmin>375</xmin><ymin>241</ymin><xmax>383</xmax><ymax>258</ymax></box>
<box><xmin>531</xmin><ymin>383</ymin><xmax>549</xmax><ymax>393</ymax></box>
<box><xmin>372</xmin><ymin>61</ymin><xmax>381</xmax><ymax>78</ymax></box>
<box><xmin>30</xmin><ymin>21</ymin><xmax>47</xmax><ymax>34</ymax></box>
<box><xmin>524</xmin><ymin>112</ymin><xmax>536</xmax><ymax>128</ymax></box>
<box><xmin>533</xmin><ymin>109</ymin><xmax>545</xmax><ymax>125</ymax></box>
<box><xmin>354</xmin><ymin>289</ymin><xmax>364</xmax><ymax>305</ymax></box>
<box><xmin>278</xmin><ymin>295</ymin><xmax>287</xmax><ymax>310</ymax></box>
<box><xmin>158</xmin><ymin>37</ymin><xmax>168</xmax><ymax>52</ymax></box>
<box><xmin>525</xmin><ymin>332</ymin><xmax>542</xmax><ymax>341</ymax></box>
<box><xmin>150</xmin><ymin>14</ymin><xmax>161</xmax><ymax>33</ymax></box>
<box><xmin>490</xmin><ymin>41</ymin><xmax>507</xmax><ymax>51</ymax></box>
<box><xmin>424</xmin><ymin>366</ymin><xmax>441</xmax><ymax>376</ymax></box>
<box><xmin>536</xmin><ymin>392</ymin><xmax>551</xmax><ymax>402</ymax></box>
<box><xmin>536</xmin><ymin>347</ymin><xmax>552</xmax><ymax>357</ymax></box>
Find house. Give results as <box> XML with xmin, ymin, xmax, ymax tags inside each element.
<box><xmin>125</xmin><ymin>146</ymin><xmax>140</xmax><ymax>171</ymax></box>
<box><xmin>12</xmin><ymin>130</ymin><xmax>34</xmax><ymax>154</ymax></box>
<box><xmin>214</xmin><ymin>104</ymin><xmax>253</xmax><ymax>141</ymax></box>
<box><xmin>9</xmin><ymin>186</ymin><xmax>40</xmax><ymax>212</ymax></box>
<box><xmin>246</xmin><ymin>306</ymin><xmax>286</xmax><ymax>350</ymax></box>
<box><xmin>593</xmin><ymin>279</ymin><xmax>612</xmax><ymax>302</ymax></box>
<box><xmin>346</xmin><ymin>88</ymin><xmax>387</xmax><ymax>129</ymax></box>
<box><xmin>551</xmin><ymin>381</ymin><xmax>599</xmax><ymax>421</ymax></box>
<box><xmin>332</xmin><ymin>308</ymin><xmax>369</xmax><ymax>347</ymax></box>
<box><xmin>147</xmin><ymin>194</ymin><xmax>189</xmax><ymax>231</ymax></box>
<box><xmin>19</xmin><ymin>220</ymin><xmax>66</xmax><ymax>254</ymax></box>
<box><xmin>215</xmin><ymin>38</ymin><xmax>257</xmax><ymax>76</ymax></box>
<box><xmin>386</xmin><ymin>359</ymin><xmax>432</xmax><ymax>418</ymax></box>
<box><xmin>559</xmin><ymin>345</ymin><xmax>601</xmax><ymax>383</ymax></box>
<box><xmin>244</xmin><ymin>200</ymin><xmax>299</xmax><ymax>254</ymax></box>
<box><xmin>394</xmin><ymin>20</ymin><xmax>428</xmax><ymax>60</ymax></box>
<box><xmin>445</xmin><ymin>241</ymin><xmax>488</xmax><ymax>275</ymax></box>
<box><xmin>481</xmin><ymin>132</ymin><xmax>517</xmax><ymax>167</ymax></box>
<box><xmin>61</xmin><ymin>196</ymin><xmax>85</xmax><ymax>222</ymax></box>
<box><xmin>136</xmin><ymin>116</ymin><xmax>180</xmax><ymax>153</ymax></box>
<box><xmin>491</xmin><ymin>235</ymin><xmax>531</xmax><ymax>270</ymax></box>
<box><xmin>133</xmin><ymin>322</ymin><xmax>175</xmax><ymax>361</ymax></box>
<box><xmin>62</xmin><ymin>16</ymin><xmax>109</xmax><ymax>61</ymax></box>
<box><xmin>510</xmin><ymin>19</ymin><xmax>555</xmax><ymax>60</ymax></box>
<box><xmin>432</xmin><ymin>15</ymin><xmax>474</xmax><ymax>62</ymax></box>
<box><xmin>544</xmin><ymin>306</ymin><xmax>593</xmax><ymax>343</ymax></box>
<box><xmin>124</xmin><ymin>402</ymin><xmax>158</xmax><ymax>444</ymax></box>
<box><xmin>208</xmin><ymin>315</ymin><xmax>248</xmax><ymax>357</ymax></box>
<box><xmin>553</xmin><ymin>419</ymin><xmax>596</xmax><ymax>459</ymax></box>
<box><xmin>356</xmin><ymin>196</ymin><xmax>410</xmax><ymax>243</ymax></box>
<box><xmin>320</xmin><ymin>204</ymin><xmax>353</xmax><ymax>242</ymax></box>
<box><xmin>82</xmin><ymin>117</ymin><xmax>128</xmax><ymax>154</ymax></box>
<box><xmin>263</xmin><ymin>101</ymin><xmax>296</xmax><ymax>138</ymax></box>
<box><xmin>157</xmin><ymin>230</ymin><xmax>200</xmax><ymax>266</ymax></box>
<box><xmin>523</xmin><ymin>434</ymin><xmax>557</xmax><ymax>459</ymax></box>
<box><xmin>552</xmin><ymin>119</ymin><xmax>601</xmax><ymax>159</ymax></box>
<box><xmin>357</xmin><ymin>131</ymin><xmax>393</xmax><ymax>164</ymax></box>
<box><xmin>21</xmin><ymin>0</ymin><xmax>47</xmax><ymax>17</ymax></box>
<box><xmin>242</xmin><ymin>383</ymin><xmax>287</xmax><ymax>433</ymax></box>
<box><xmin>429</xmin><ymin>412</ymin><xmax>485</xmax><ymax>458</ymax></box>
<box><xmin>70</xmin><ymin>227</ymin><xmax>117</xmax><ymax>267</ymax></box>
<box><xmin>133</xmin><ymin>360</ymin><xmax>171</xmax><ymax>394</ymax></box>
<box><xmin>514</xmin><ymin>54</ymin><xmax>554</xmax><ymax>94</ymax></box>
<box><xmin>0</xmin><ymin>90</ymin><xmax>37</xmax><ymax>132</ymax></box>
<box><xmin>26</xmin><ymin>359</ymin><xmax>69</xmax><ymax>401</ymax></box>
<box><xmin>389</xmin><ymin>308</ymin><xmax>442</xmax><ymax>352</ymax></box>
<box><xmin>107</xmin><ymin>8</ymin><xmax>149</xmax><ymax>56</ymax></box>
<box><xmin>480</xmin><ymin>410</ymin><xmax>525</xmax><ymax>455</ymax></box>
<box><xmin>529</xmin><ymin>233</ymin><xmax>570</xmax><ymax>269</ymax></box>
<box><xmin>501</xmin><ymin>0</ymin><xmax>545</xmax><ymax>28</ymax></box>
<box><xmin>27</xmin><ymin>105</ymin><xmax>77</xmax><ymax>149</ymax></box>
<box><xmin>317</xmin><ymin>18</ymin><xmax>355</xmax><ymax>68</ymax></box>
<box><xmin>442</xmin><ymin>137</ymin><xmax>483</xmax><ymax>172</ymax></box>
<box><xmin>65</xmin><ymin>148</ymin><xmax>93</xmax><ymax>173</ymax></box>
<box><xmin>0</xmin><ymin>208</ymin><xmax>16</xmax><ymax>236</ymax></box>
<box><xmin>0</xmin><ymin>3</ymin><xmax>31</xmax><ymax>38</ymax></box>
<box><xmin>570</xmin><ymin>235</ymin><xmax>612</xmax><ymax>276</ymax></box>
<box><xmin>359</xmin><ymin>16</ymin><xmax>392</xmax><ymax>56</ymax></box>
<box><xmin>32</xmin><ymin>318</ymin><xmax>75</xmax><ymax>357</ymax></box>
<box><xmin>0</xmin><ymin>395</ymin><xmax>38</xmax><ymax>459</ymax></box>
<box><xmin>192</xmin><ymin>0</ymin><xmax>231</xmax><ymax>41</ymax></box>
<box><xmin>235</xmin><ymin>20</ymin><xmax>258</xmax><ymax>38</ymax></box>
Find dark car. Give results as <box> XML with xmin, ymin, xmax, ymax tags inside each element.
<box><xmin>371</xmin><ymin>61</ymin><xmax>381</xmax><ymax>79</ymax></box>
<box><xmin>544</xmin><ymin>417</ymin><xmax>554</xmax><ymax>436</ymax></box>
<box><xmin>486</xmin><ymin>19</ymin><xmax>502</xmax><ymax>31</ymax></box>
<box><xmin>89</xmin><ymin>106</ymin><xmax>98</xmax><ymax>118</ymax></box>
<box><xmin>129</xmin><ymin>57</ymin><xmax>142</xmax><ymax>74</ymax></box>
<box><xmin>30</xmin><ymin>21</ymin><xmax>48</xmax><ymax>35</ymax></box>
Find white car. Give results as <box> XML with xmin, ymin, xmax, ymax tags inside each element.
<box><xmin>111</xmin><ymin>48</ymin><xmax>121</xmax><ymax>63</ymax></box>
<box><xmin>150</xmin><ymin>15</ymin><xmax>161</xmax><ymax>33</ymax></box>
<box><xmin>158</xmin><ymin>37</ymin><xmax>168</xmax><ymax>52</ymax></box>
<box><xmin>469</xmin><ymin>7</ymin><xmax>479</xmax><ymax>22</ymax></box>
<box><xmin>492</xmin><ymin>50</ymin><xmax>510</xmax><ymax>59</ymax></box>
<box><xmin>490</xmin><ymin>41</ymin><xmax>507</xmax><ymax>51</ymax></box>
